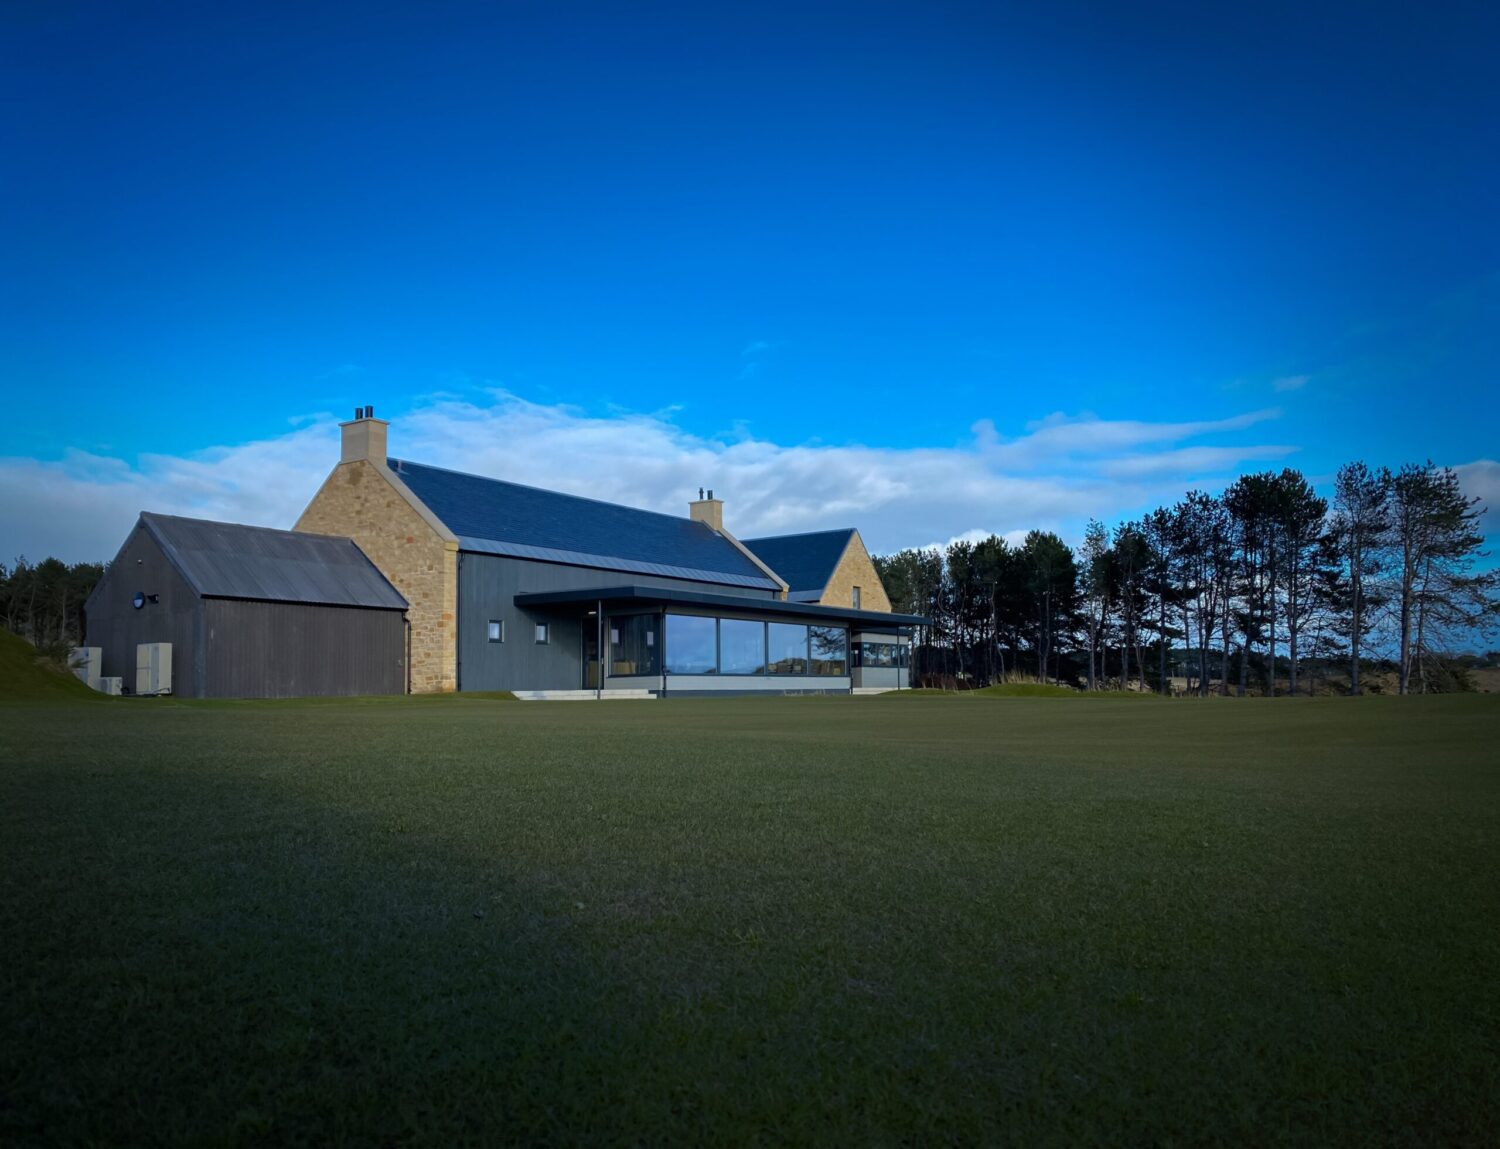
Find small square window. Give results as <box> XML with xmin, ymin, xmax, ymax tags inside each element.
<box><xmin>534</xmin><ymin>623</ymin><xmax>549</xmax><ymax>644</ymax></box>
<box><xmin>487</xmin><ymin>620</ymin><xmax>504</xmax><ymax>643</ymax></box>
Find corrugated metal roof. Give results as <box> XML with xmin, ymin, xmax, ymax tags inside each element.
<box><xmin>139</xmin><ymin>513</ymin><xmax>408</xmax><ymax>610</ymax></box>
<box><xmin>390</xmin><ymin>459</ymin><xmax>782</xmax><ymax>590</ymax></box>
<box><xmin>740</xmin><ymin>529</ymin><xmax>857</xmax><ymax>597</ymax></box>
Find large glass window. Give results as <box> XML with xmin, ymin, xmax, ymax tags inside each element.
<box><xmin>809</xmin><ymin>625</ymin><xmax>848</xmax><ymax>675</ymax></box>
<box><xmin>767</xmin><ymin>623</ymin><xmax>809</xmax><ymax>674</ymax></box>
<box><xmin>719</xmin><ymin>618</ymin><xmax>766</xmax><ymax>675</ymax></box>
<box><xmin>856</xmin><ymin>641</ymin><xmax>907</xmax><ymax>668</ymax></box>
<box><xmin>663</xmin><ymin>615</ymin><xmax>847</xmax><ymax>676</ymax></box>
<box><xmin>665</xmin><ymin>614</ymin><xmax>717</xmax><ymax>674</ymax></box>
<box><xmin>610</xmin><ymin>613</ymin><xmax>659</xmax><ymax>677</ymax></box>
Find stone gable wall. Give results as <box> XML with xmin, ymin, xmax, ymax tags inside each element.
<box><xmin>819</xmin><ymin>532</ymin><xmax>893</xmax><ymax>613</ymax></box>
<box><xmin>295</xmin><ymin>460</ymin><xmax>458</xmax><ymax>693</ymax></box>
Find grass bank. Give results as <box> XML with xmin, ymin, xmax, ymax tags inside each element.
<box><xmin>2</xmin><ymin>693</ymin><xmax>1496</xmax><ymax>1145</ymax></box>
<box><xmin>0</xmin><ymin>630</ymin><xmax>101</xmax><ymax>702</ymax></box>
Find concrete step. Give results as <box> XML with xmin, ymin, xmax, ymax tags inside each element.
<box><xmin>852</xmin><ymin>686</ymin><xmax>900</xmax><ymax>695</ymax></box>
<box><xmin>512</xmin><ymin>689</ymin><xmax>656</xmax><ymax>701</ymax></box>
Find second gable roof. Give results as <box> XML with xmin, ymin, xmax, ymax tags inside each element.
<box><xmin>740</xmin><ymin>529</ymin><xmax>857</xmax><ymax>601</ymax></box>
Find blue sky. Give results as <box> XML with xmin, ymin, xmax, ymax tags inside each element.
<box><xmin>2</xmin><ymin>1</ymin><xmax>1496</xmax><ymax>561</ymax></box>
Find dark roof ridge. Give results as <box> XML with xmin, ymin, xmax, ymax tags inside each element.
<box><xmin>742</xmin><ymin>527</ymin><xmax>858</xmax><ymax>543</ymax></box>
<box><xmin>140</xmin><ymin>510</ymin><xmax>355</xmax><ymax>546</ymax></box>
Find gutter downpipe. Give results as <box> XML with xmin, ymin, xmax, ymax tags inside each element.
<box><xmin>596</xmin><ymin>600</ymin><xmax>604</xmax><ymax>701</ymax></box>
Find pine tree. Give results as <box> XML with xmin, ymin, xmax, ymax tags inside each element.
<box><xmin>1330</xmin><ymin>462</ymin><xmax>1390</xmax><ymax>694</ymax></box>
<box><xmin>1272</xmin><ymin>470</ymin><xmax>1330</xmax><ymax>696</ymax></box>
<box><xmin>1389</xmin><ymin>463</ymin><xmax>1499</xmax><ymax>693</ymax></box>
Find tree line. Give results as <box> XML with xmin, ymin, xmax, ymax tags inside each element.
<box><xmin>0</xmin><ymin>558</ymin><xmax>106</xmax><ymax>657</ymax></box>
<box><xmin>874</xmin><ymin>461</ymin><xmax>1499</xmax><ymax>695</ymax></box>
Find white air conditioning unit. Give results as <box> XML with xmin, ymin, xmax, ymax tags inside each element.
<box><xmin>98</xmin><ymin>676</ymin><xmax>122</xmax><ymax>696</ymax></box>
<box><xmin>135</xmin><ymin>642</ymin><xmax>173</xmax><ymax>696</ymax></box>
<box><xmin>70</xmin><ymin>646</ymin><xmax>101</xmax><ymax>689</ymax></box>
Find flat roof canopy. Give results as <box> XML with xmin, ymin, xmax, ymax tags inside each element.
<box><xmin>513</xmin><ymin>584</ymin><xmax>927</xmax><ymax>631</ymax></box>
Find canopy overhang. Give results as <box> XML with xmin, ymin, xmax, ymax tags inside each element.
<box><xmin>513</xmin><ymin>584</ymin><xmax>927</xmax><ymax>631</ymax></box>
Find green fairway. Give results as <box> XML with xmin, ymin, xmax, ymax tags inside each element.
<box><xmin>2</xmin><ymin>693</ymin><xmax>1497</xmax><ymax>1146</ymax></box>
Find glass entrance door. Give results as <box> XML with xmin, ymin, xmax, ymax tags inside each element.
<box><xmin>582</xmin><ymin>624</ymin><xmax>601</xmax><ymax>689</ymax></box>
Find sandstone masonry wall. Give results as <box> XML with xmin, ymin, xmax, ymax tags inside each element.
<box><xmin>819</xmin><ymin>532</ymin><xmax>893</xmax><ymax>613</ymax></box>
<box><xmin>295</xmin><ymin>460</ymin><xmax>458</xmax><ymax>692</ymax></box>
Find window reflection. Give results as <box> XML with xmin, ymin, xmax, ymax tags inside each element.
<box><xmin>662</xmin><ymin>614</ymin><xmax>848</xmax><ymax>676</ymax></box>
<box><xmin>664</xmin><ymin>614</ymin><xmax>716</xmax><ymax>674</ymax></box>
<box><xmin>855</xmin><ymin>641</ymin><xmax>907</xmax><ymax>668</ymax></box>
<box><xmin>809</xmin><ymin>625</ymin><xmax>847</xmax><ymax>675</ymax></box>
<box><xmin>719</xmin><ymin>618</ymin><xmax>765</xmax><ymax>675</ymax></box>
<box><xmin>767</xmin><ymin>623</ymin><xmax>808</xmax><ymax>674</ymax></box>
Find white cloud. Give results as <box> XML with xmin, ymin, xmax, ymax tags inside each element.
<box><xmin>918</xmin><ymin>527</ymin><xmax>997</xmax><ymax>551</ymax></box>
<box><xmin>1454</xmin><ymin>458</ymin><xmax>1500</xmax><ymax>537</ymax></box>
<box><xmin>1272</xmin><ymin>374</ymin><xmax>1309</xmax><ymax>392</ymax></box>
<box><xmin>738</xmin><ymin>340</ymin><xmax>781</xmax><ymax>381</ymax></box>
<box><xmin>1099</xmin><ymin>444</ymin><xmax>1296</xmax><ymax>480</ymax></box>
<box><xmin>990</xmin><ymin>408</ymin><xmax>1282</xmax><ymax>468</ymax></box>
<box><xmin>0</xmin><ymin>392</ymin><xmax>1298</xmax><ymax>563</ymax></box>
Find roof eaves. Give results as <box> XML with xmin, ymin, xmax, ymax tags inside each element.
<box><xmin>455</xmin><ymin>536</ymin><xmax>782</xmax><ymax>591</ymax></box>
<box><xmin>197</xmin><ymin>592</ymin><xmax>408</xmax><ymax>611</ymax></box>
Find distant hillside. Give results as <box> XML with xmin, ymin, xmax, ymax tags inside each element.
<box><xmin>0</xmin><ymin>631</ymin><xmax>101</xmax><ymax>702</ymax></box>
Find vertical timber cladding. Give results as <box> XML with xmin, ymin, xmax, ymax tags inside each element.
<box><xmin>456</xmin><ymin>552</ymin><xmax>781</xmax><ymax>692</ymax></box>
<box><xmin>295</xmin><ymin>459</ymin><xmax>458</xmax><ymax>693</ymax></box>
<box><xmin>201</xmin><ymin>599</ymin><xmax>406</xmax><ymax>698</ymax></box>
<box><xmin>820</xmin><ymin>532</ymin><xmax>893</xmax><ymax>613</ymax></box>
<box><xmin>84</xmin><ymin>521</ymin><xmax>203</xmax><ymax>696</ymax></box>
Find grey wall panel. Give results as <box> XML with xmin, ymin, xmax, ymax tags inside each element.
<box><xmin>456</xmin><ymin>553</ymin><xmax>776</xmax><ymax>692</ymax></box>
<box><xmin>201</xmin><ymin>600</ymin><xmax>406</xmax><ymax>698</ymax></box>
<box><xmin>84</xmin><ymin>522</ymin><xmax>203</xmax><ymax>696</ymax></box>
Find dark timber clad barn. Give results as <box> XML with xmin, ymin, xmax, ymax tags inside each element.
<box><xmin>86</xmin><ymin>512</ymin><xmax>408</xmax><ymax>698</ymax></box>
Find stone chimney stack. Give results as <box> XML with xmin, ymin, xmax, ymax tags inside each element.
<box><xmin>340</xmin><ymin>405</ymin><xmax>388</xmax><ymax>465</ymax></box>
<box><xmin>689</xmin><ymin>487</ymin><xmax>723</xmax><ymax>532</ymax></box>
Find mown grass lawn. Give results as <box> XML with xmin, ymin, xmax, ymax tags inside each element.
<box><xmin>2</xmin><ymin>692</ymin><xmax>1497</xmax><ymax>1146</ymax></box>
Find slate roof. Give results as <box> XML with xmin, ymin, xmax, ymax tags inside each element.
<box><xmin>740</xmin><ymin>529</ymin><xmax>857</xmax><ymax>602</ymax></box>
<box><xmin>138</xmin><ymin>513</ymin><xmax>407</xmax><ymax>609</ymax></box>
<box><xmin>388</xmin><ymin>459</ymin><xmax>782</xmax><ymax>591</ymax></box>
